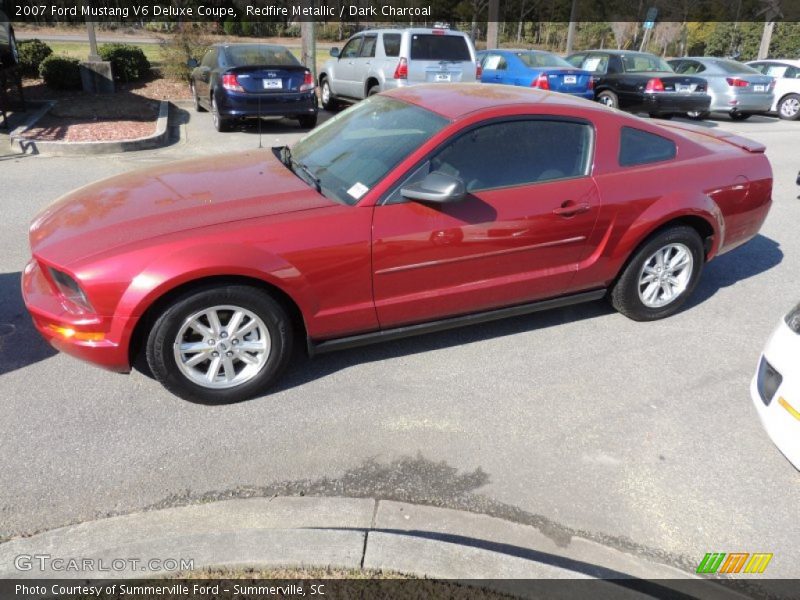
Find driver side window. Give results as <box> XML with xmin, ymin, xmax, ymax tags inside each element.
<box><xmin>341</xmin><ymin>37</ymin><xmax>363</xmax><ymax>59</ymax></box>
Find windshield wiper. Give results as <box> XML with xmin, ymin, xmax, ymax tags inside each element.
<box><xmin>292</xmin><ymin>160</ymin><xmax>321</xmax><ymax>194</ymax></box>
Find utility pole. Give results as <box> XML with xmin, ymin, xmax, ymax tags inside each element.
<box><xmin>565</xmin><ymin>0</ymin><xmax>579</xmax><ymax>54</ymax></box>
<box><xmin>486</xmin><ymin>0</ymin><xmax>499</xmax><ymax>50</ymax></box>
<box><xmin>757</xmin><ymin>20</ymin><xmax>775</xmax><ymax>59</ymax></box>
<box><xmin>300</xmin><ymin>3</ymin><xmax>316</xmax><ymax>82</ymax></box>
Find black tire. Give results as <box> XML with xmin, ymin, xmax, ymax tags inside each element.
<box><xmin>730</xmin><ymin>112</ymin><xmax>751</xmax><ymax>121</ymax></box>
<box><xmin>298</xmin><ymin>113</ymin><xmax>318</xmax><ymax>129</ymax></box>
<box><xmin>596</xmin><ymin>90</ymin><xmax>618</xmax><ymax>109</ymax></box>
<box><xmin>686</xmin><ymin>111</ymin><xmax>710</xmax><ymax>120</ymax></box>
<box><xmin>367</xmin><ymin>85</ymin><xmax>380</xmax><ymax>97</ymax></box>
<box><xmin>777</xmin><ymin>94</ymin><xmax>800</xmax><ymax>121</ymax></box>
<box><xmin>191</xmin><ymin>81</ymin><xmax>206</xmax><ymax>112</ymax></box>
<box><xmin>610</xmin><ymin>226</ymin><xmax>704</xmax><ymax>321</ymax></box>
<box><xmin>320</xmin><ymin>78</ymin><xmax>338</xmax><ymax>111</ymax></box>
<box><xmin>146</xmin><ymin>286</ymin><xmax>293</xmax><ymax>404</ymax></box>
<box><xmin>211</xmin><ymin>94</ymin><xmax>230</xmax><ymax>132</ymax></box>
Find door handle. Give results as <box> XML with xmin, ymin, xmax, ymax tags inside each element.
<box><xmin>553</xmin><ymin>201</ymin><xmax>591</xmax><ymax>217</ymax></box>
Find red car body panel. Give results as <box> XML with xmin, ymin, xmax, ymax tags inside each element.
<box><xmin>22</xmin><ymin>85</ymin><xmax>773</xmax><ymax>373</ymax></box>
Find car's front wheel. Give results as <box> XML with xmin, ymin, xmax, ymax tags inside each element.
<box><xmin>777</xmin><ymin>94</ymin><xmax>800</xmax><ymax>120</ymax></box>
<box><xmin>191</xmin><ymin>82</ymin><xmax>205</xmax><ymax>112</ymax></box>
<box><xmin>146</xmin><ymin>286</ymin><xmax>293</xmax><ymax>403</ymax></box>
<box><xmin>298</xmin><ymin>114</ymin><xmax>318</xmax><ymax>129</ymax></box>
<box><xmin>320</xmin><ymin>78</ymin><xmax>338</xmax><ymax>111</ymax></box>
<box><xmin>610</xmin><ymin>226</ymin><xmax>704</xmax><ymax>321</ymax></box>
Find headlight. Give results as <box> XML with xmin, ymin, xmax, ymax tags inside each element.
<box><xmin>785</xmin><ymin>301</ymin><xmax>800</xmax><ymax>334</ymax></box>
<box><xmin>47</xmin><ymin>267</ymin><xmax>94</xmax><ymax>313</ymax></box>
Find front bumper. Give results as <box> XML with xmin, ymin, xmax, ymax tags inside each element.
<box><xmin>218</xmin><ymin>90</ymin><xmax>318</xmax><ymax>119</ymax></box>
<box><xmin>643</xmin><ymin>92</ymin><xmax>711</xmax><ymax>115</ymax></box>
<box><xmin>21</xmin><ymin>259</ymin><xmax>131</xmax><ymax>373</ymax></box>
<box><xmin>751</xmin><ymin>319</ymin><xmax>800</xmax><ymax>470</ymax></box>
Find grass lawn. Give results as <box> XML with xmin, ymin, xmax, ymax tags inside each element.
<box><xmin>46</xmin><ymin>41</ymin><xmax>164</xmax><ymax>64</ymax></box>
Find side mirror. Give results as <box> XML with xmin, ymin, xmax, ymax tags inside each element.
<box><xmin>330</xmin><ymin>47</ymin><xmax>340</xmax><ymax>58</ymax></box>
<box><xmin>401</xmin><ymin>171</ymin><xmax>465</xmax><ymax>204</ymax></box>
<box><xmin>187</xmin><ymin>58</ymin><xmax>199</xmax><ymax>69</ymax></box>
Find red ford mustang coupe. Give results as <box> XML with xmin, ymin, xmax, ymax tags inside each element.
<box><xmin>23</xmin><ymin>84</ymin><xmax>772</xmax><ymax>403</ymax></box>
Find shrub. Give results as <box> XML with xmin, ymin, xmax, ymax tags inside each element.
<box><xmin>159</xmin><ymin>25</ymin><xmax>211</xmax><ymax>81</ymax></box>
<box><xmin>39</xmin><ymin>55</ymin><xmax>82</xmax><ymax>90</ymax></box>
<box><xmin>17</xmin><ymin>39</ymin><xmax>52</xmax><ymax>77</ymax></box>
<box><xmin>98</xmin><ymin>43</ymin><xmax>151</xmax><ymax>82</ymax></box>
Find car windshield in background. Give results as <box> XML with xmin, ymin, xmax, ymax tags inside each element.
<box><xmin>410</xmin><ymin>34</ymin><xmax>471</xmax><ymax>61</ymax></box>
<box><xmin>290</xmin><ymin>96</ymin><xmax>449</xmax><ymax>205</ymax></box>
<box><xmin>516</xmin><ymin>52</ymin><xmax>573</xmax><ymax>69</ymax></box>
<box><xmin>623</xmin><ymin>54</ymin><xmax>673</xmax><ymax>73</ymax></box>
<box><xmin>712</xmin><ymin>59</ymin><xmax>760</xmax><ymax>74</ymax></box>
<box><xmin>224</xmin><ymin>45</ymin><xmax>299</xmax><ymax>67</ymax></box>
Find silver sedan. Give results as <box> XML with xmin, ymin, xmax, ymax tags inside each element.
<box><xmin>668</xmin><ymin>57</ymin><xmax>775</xmax><ymax>120</ymax></box>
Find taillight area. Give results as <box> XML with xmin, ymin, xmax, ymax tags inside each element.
<box><xmin>222</xmin><ymin>73</ymin><xmax>244</xmax><ymax>92</ymax></box>
<box><xmin>588</xmin><ymin>77</ymin><xmax>594</xmax><ymax>90</ymax></box>
<box><xmin>476</xmin><ymin>63</ymin><xmax>482</xmax><ymax>79</ymax></box>
<box><xmin>394</xmin><ymin>57</ymin><xmax>408</xmax><ymax>80</ymax></box>
<box><xmin>726</xmin><ymin>77</ymin><xmax>749</xmax><ymax>87</ymax></box>
<box><xmin>645</xmin><ymin>78</ymin><xmax>665</xmax><ymax>92</ymax></box>
<box><xmin>531</xmin><ymin>73</ymin><xmax>550</xmax><ymax>90</ymax></box>
<box><xmin>299</xmin><ymin>70</ymin><xmax>315</xmax><ymax>92</ymax></box>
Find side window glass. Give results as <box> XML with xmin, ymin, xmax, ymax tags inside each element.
<box><xmin>786</xmin><ymin>66</ymin><xmax>800</xmax><ymax>79</ymax></box>
<box><xmin>383</xmin><ymin>34</ymin><xmax>401</xmax><ymax>57</ymax></box>
<box><xmin>619</xmin><ymin>127</ymin><xmax>676</xmax><ymax>167</ymax></box>
<box><xmin>341</xmin><ymin>37</ymin><xmax>362</xmax><ymax>59</ymax></box>
<box><xmin>582</xmin><ymin>55</ymin><xmax>608</xmax><ymax>74</ymax></box>
<box><xmin>483</xmin><ymin>54</ymin><xmax>503</xmax><ymax>70</ymax></box>
<box><xmin>566</xmin><ymin>54</ymin><xmax>584</xmax><ymax>68</ymax></box>
<box><xmin>430</xmin><ymin>120</ymin><xmax>592</xmax><ymax>193</ymax></box>
<box><xmin>201</xmin><ymin>49</ymin><xmax>216</xmax><ymax>68</ymax></box>
<box><xmin>360</xmin><ymin>35</ymin><xmax>377</xmax><ymax>58</ymax></box>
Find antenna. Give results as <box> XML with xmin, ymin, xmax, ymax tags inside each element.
<box><xmin>258</xmin><ymin>94</ymin><xmax>262</xmax><ymax>149</ymax></box>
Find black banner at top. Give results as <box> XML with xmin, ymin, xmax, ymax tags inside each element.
<box><xmin>3</xmin><ymin>0</ymin><xmax>800</xmax><ymax>23</ymax></box>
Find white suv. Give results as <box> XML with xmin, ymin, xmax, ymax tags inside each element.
<box><xmin>318</xmin><ymin>27</ymin><xmax>480</xmax><ymax>110</ymax></box>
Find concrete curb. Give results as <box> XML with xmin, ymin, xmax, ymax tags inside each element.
<box><xmin>0</xmin><ymin>497</ymin><xmax>747</xmax><ymax>599</ymax></box>
<box><xmin>10</xmin><ymin>100</ymin><xmax>170</xmax><ymax>156</ymax></box>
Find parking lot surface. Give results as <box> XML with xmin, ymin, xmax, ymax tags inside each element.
<box><xmin>1</xmin><ymin>108</ymin><xmax>798</xmax><ymax>576</ymax></box>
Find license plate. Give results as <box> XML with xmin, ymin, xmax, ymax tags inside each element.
<box><xmin>435</xmin><ymin>73</ymin><xmax>451</xmax><ymax>82</ymax></box>
<box><xmin>676</xmin><ymin>84</ymin><xmax>692</xmax><ymax>92</ymax></box>
<box><xmin>563</xmin><ymin>75</ymin><xmax>577</xmax><ymax>84</ymax></box>
<box><xmin>753</xmin><ymin>84</ymin><xmax>765</xmax><ymax>92</ymax></box>
<box><xmin>263</xmin><ymin>79</ymin><xmax>282</xmax><ymax>89</ymax></box>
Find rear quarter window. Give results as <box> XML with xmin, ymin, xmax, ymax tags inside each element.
<box><xmin>383</xmin><ymin>33</ymin><xmax>401</xmax><ymax>57</ymax></box>
<box><xmin>410</xmin><ymin>34</ymin><xmax>471</xmax><ymax>61</ymax></box>
<box><xmin>619</xmin><ymin>127</ymin><xmax>676</xmax><ymax>167</ymax></box>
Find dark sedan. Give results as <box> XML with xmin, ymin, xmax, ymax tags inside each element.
<box><xmin>189</xmin><ymin>43</ymin><xmax>318</xmax><ymax>132</ymax></box>
<box><xmin>566</xmin><ymin>50</ymin><xmax>710</xmax><ymax>119</ymax></box>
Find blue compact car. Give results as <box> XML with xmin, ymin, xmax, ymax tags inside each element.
<box><xmin>477</xmin><ymin>49</ymin><xmax>594</xmax><ymax>100</ymax></box>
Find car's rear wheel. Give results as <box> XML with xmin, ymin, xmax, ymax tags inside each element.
<box><xmin>211</xmin><ymin>95</ymin><xmax>230</xmax><ymax>132</ymax></box>
<box><xmin>298</xmin><ymin>114</ymin><xmax>318</xmax><ymax>129</ymax></box>
<box><xmin>730</xmin><ymin>112</ymin><xmax>751</xmax><ymax>121</ymax></box>
<box><xmin>146</xmin><ymin>286</ymin><xmax>293</xmax><ymax>403</ymax></box>
<box><xmin>191</xmin><ymin>82</ymin><xmax>205</xmax><ymax>112</ymax></box>
<box><xmin>596</xmin><ymin>90</ymin><xmax>618</xmax><ymax>109</ymax></box>
<box><xmin>610</xmin><ymin>226</ymin><xmax>704</xmax><ymax>321</ymax></box>
<box><xmin>686</xmin><ymin>110</ymin><xmax>710</xmax><ymax>120</ymax></box>
<box><xmin>777</xmin><ymin>94</ymin><xmax>800</xmax><ymax>120</ymax></box>
<box><xmin>320</xmin><ymin>78</ymin><xmax>338</xmax><ymax>111</ymax></box>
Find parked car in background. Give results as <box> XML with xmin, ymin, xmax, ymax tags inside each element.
<box><xmin>752</xmin><ymin>301</ymin><xmax>800</xmax><ymax>470</ymax></box>
<box><xmin>477</xmin><ymin>49</ymin><xmax>593</xmax><ymax>100</ymax></box>
<box><xmin>747</xmin><ymin>59</ymin><xmax>800</xmax><ymax>120</ymax></box>
<box><xmin>565</xmin><ymin>50</ymin><xmax>710</xmax><ymax>118</ymax></box>
<box><xmin>318</xmin><ymin>27</ymin><xmax>479</xmax><ymax>110</ymax></box>
<box><xmin>23</xmin><ymin>84</ymin><xmax>772</xmax><ymax>403</ymax></box>
<box><xmin>668</xmin><ymin>57</ymin><xmax>774</xmax><ymax>120</ymax></box>
<box><xmin>188</xmin><ymin>43</ymin><xmax>317</xmax><ymax>132</ymax></box>
<box><xmin>0</xmin><ymin>10</ymin><xmax>19</xmax><ymax>70</ymax></box>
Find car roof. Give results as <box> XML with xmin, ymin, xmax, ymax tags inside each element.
<box><xmin>384</xmin><ymin>83</ymin><xmax>591</xmax><ymax>120</ymax></box>
<box><xmin>581</xmin><ymin>50</ymin><xmax>657</xmax><ymax>57</ymax></box>
<box><xmin>359</xmin><ymin>28</ymin><xmax>468</xmax><ymax>36</ymax></box>
<box><xmin>213</xmin><ymin>43</ymin><xmax>289</xmax><ymax>49</ymax></box>
<box><xmin>748</xmin><ymin>58</ymin><xmax>800</xmax><ymax>68</ymax></box>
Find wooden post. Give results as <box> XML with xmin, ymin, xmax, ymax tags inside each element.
<box><xmin>565</xmin><ymin>0</ymin><xmax>579</xmax><ymax>54</ymax></box>
<box><xmin>86</xmin><ymin>21</ymin><xmax>100</xmax><ymax>61</ymax></box>
<box><xmin>486</xmin><ymin>0</ymin><xmax>499</xmax><ymax>50</ymax></box>
<box><xmin>758</xmin><ymin>20</ymin><xmax>774</xmax><ymax>60</ymax></box>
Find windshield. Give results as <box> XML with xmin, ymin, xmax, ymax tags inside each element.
<box><xmin>711</xmin><ymin>59</ymin><xmax>760</xmax><ymax>75</ymax></box>
<box><xmin>622</xmin><ymin>54</ymin><xmax>673</xmax><ymax>73</ymax></box>
<box><xmin>224</xmin><ymin>45</ymin><xmax>299</xmax><ymax>67</ymax></box>
<box><xmin>516</xmin><ymin>51</ymin><xmax>573</xmax><ymax>69</ymax></box>
<box><xmin>290</xmin><ymin>96</ymin><xmax>449</xmax><ymax>205</ymax></box>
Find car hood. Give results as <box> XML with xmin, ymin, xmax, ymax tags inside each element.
<box><xmin>29</xmin><ymin>150</ymin><xmax>333</xmax><ymax>265</ymax></box>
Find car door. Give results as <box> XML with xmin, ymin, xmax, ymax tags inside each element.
<box><xmin>371</xmin><ymin>117</ymin><xmax>601</xmax><ymax>328</ymax></box>
<box><xmin>334</xmin><ymin>35</ymin><xmax>363</xmax><ymax>98</ymax></box>
<box><xmin>480</xmin><ymin>53</ymin><xmax>508</xmax><ymax>84</ymax></box>
<box><xmin>195</xmin><ymin>48</ymin><xmax>217</xmax><ymax>104</ymax></box>
<box><xmin>581</xmin><ymin>52</ymin><xmax>610</xmax><ymax>94</ymax></box>
<box><xmin>355</xmin><ymin>34</ymin><xmax>378</xmax><ymax>97</ymax></box>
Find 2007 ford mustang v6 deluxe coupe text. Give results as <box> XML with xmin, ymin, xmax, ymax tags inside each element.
<box><xmin>23</xmin><ymin>84</ymin><xmax>772</xmax><ymax>403</ymax></box>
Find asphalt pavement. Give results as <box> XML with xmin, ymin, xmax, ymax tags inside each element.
<box><xmin>1</xmin><ymin>105</ymin><xmax>798</xmax><ymax>578</ymax></box>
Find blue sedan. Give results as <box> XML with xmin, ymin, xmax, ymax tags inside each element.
<box><xmin>478</xmin><ymin>49</ymin><xmax>594</xmax><ymax>100</ymax></box>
